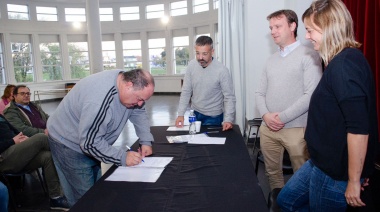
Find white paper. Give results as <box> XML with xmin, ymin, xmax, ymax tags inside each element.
<box><xmin>166</xmin><ymin>133</ymin><xmax>208</xmax><ymax>143</ymax></box>
<box><xmin>105</xmin><ymin>167</ymin><xmax>163</xmax><ymax>183</ymax></box>
<box><xmin>131</xmin><ymin>157</ymin><xmax>173</xmax><ymax>168</ymax></box>
<box><xmin>167</xmin><ymin>126</ymin><xmax>190</xmax><ymax>131</ymax></box>
<box><xmin>105</xmin><ymin>157</ymin><xmax>173</xmax><ymax>183</ymax></box>
<box><xmin>188</xmin><ymin>137</ymin><xmax>226</xmax><ymax>145</ymax></box>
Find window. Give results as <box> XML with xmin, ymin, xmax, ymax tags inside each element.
<box><xmin>100</xmin><ymin>8</ymin><xmax>113</xmax><ymax>22</ymax></box>
<box><xmin>193</xmin><ymin>0</ymin><xmax>209</xmax><ymax>13</ymax></box>
<box><xmin>171</xmin><ymin>1</ymin><xmax>187</xmax><ymax>17</ymax></box>
<box><xmin>65</xmin><ymin>8</ymin><xmax>86</xmax><ymax>22</ymax></box>
<box><xmin>102</xmin><ymin>41</ymin><xmax>116</xmax><ymax>70</ymax></box>
<box><xmin>213</xmin><ymin>0</ymin><xmax>219</xmax><ymax>10</ymax></box>
<box><xmin>120</xmin><ymin>6</ymin><xmax>139</xmax><ymax>21</ymax></box>
<box><xmin>173</xmin><ymin>36</ymin><xmax>189</xmax><ymax>74</ymax></box>
<box><xmin>148</xmin><ymin>38</ymin><xmax>166</xmax><ymax>75</ymax></box>
<box><xmin>146</xmin><ymin>4</ymin><xmax>164</xmax><ymax>19</ymax></box>
<box><xmin>123</xmin><ymin>40</ymin><xmax>142</xmax><ymax>71</ymax></box>
<box><xmin>12</xmin><ymin>42</ymin><xmax>34</xmax><ymax>82</ymax></box>
<box><xmin>7</xmin><ymin>4</ymin><xmax>29</xmax><ymax>20</ymax></box>
<box><xmin>68</xmin><ymin>42</ymin><xmax>89</xmax><ymax>79</ymax></box>
<box><xmin>40</xmin><ymin>43</ymin><xmax>62</xmax><ymax>81</ymax></box>
<box><xmin>36</xmin><ymin>6</ymin><xmax>58</xmax><ymax>21</ymax></box>
<box><xmin>0</xmin><ymin>41</ymin><xmax>4</xmax><ymax>84</ymax></box>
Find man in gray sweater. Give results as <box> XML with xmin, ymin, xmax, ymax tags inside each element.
<box><xmin>175</xmin><ymin>36</ymin><xmax>236</xmax><ymax>131</ymax></box>
<box><xmin>255</xmin><ymin>10</ymin><xmax>322</xmax><ymax>194</ymax></box>
<box><xmin>47</xmin><ymin>69</ymin><xmax>155</xmax><ymax>206</ymax></box>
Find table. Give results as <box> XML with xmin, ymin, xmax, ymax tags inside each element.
<box><xmin>70</xmin><ymin>125</ymin><xmax>268</xmax><ymax>212</ymax></box>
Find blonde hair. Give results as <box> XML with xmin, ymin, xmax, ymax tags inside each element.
<box><xmin>302</xmin><ymin>0</ymin><xmax>360</xmax><ymax>65</ymax></box>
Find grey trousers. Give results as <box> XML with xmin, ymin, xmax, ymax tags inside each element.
<box><xmin>0</xmin><ymin>133</ymin><xmax>62</xmax><ymax>198</ymax></box>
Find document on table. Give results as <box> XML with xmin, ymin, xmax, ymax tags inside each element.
<box><xmin>105</xmin><ymin>157</ymin><xmax>173</xmax><ymax>183</ymax></box>
<box><xmin>166</xmin><ymin>133</ymin><xmax>225</xmax><ymax>145</ymax></box>
<box><xmin>166</xmin><ymin>133</ymin><xmax>208</xmax><ymax>143</ymax></box>
<box><xmin>188</xmin><ymin>137</ymin><xmax>226</xmax><ymax>144</ymax></box>
<box><xmin>167</xmin><ymin>126</ymin><xmax>190</xmax><ymax>131</ymax></box>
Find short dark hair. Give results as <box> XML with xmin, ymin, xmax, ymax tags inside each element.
<box><xmin>120</xmin><ymin>69</ymin><xmax>155</xmax><ymax>90</ymax></box>
<box><xmin>13</xmin><ymin>85</ymin><xmax>29</xmax><ymax>96</ymax></box>
<box><xmin>195</xmin><ymin>36</ymin><xmax>213</xmax><ymax>49</ymax></box>
<box><xmin>267</xmin><ymin>9</ymin><xmax>298</xmax><ymax>38</ymax></box>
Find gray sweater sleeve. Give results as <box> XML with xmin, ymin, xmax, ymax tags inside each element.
<box><xmin>129</xmin><ymin>105</ymin><xmax>154</xmax><ymax>145</ymax></box>
<box><xmin>220</xmin><ymin>68</ymin><xmax>236</xmax><ymax>123</ymax></box>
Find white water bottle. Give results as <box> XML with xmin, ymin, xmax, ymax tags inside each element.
<box><xmin>189</xmin><ymin>110</ymin><xmax>196</xmax><ymax>134</ymax></box>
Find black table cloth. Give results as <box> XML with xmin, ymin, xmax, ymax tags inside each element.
<box><xmin>70</xmin><ymin>125</ymin><xmax>268</xmax><ymax>212</ymax></box>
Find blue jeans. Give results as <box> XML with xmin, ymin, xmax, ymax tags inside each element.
<box><xmin>277</xmin><ymin>160</ymin><xmax>353</xmax><ymax>211</ymax></box>
<box><xmin>194</xmin><ymin>111</ymin><xmax>223</xmax><ymax>126</ymax></box>
<box><xmin>0</xmin><ymin>181</ymin><xmax>8</xmax><ymax>212</ymax></box>
<box><xmin>49</xmin><ymin>137</ymin><xmax>101</xmax><ymax>207</ymax></box>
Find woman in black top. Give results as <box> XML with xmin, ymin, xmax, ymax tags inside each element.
<box><xmin>277</xmin><ymin>0</ymin><xmax>378</xmax><ymax>211</ymax></box>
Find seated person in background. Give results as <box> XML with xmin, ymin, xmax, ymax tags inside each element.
<box><xmin>175</xmin><ymin>36</ymin><xmax>236</xmax><ymax>131</ymax></box>
<box><xmin>0</xmin><ymin>84</ymin><xmax>16</xmax><ymax>115</ymax></box>
<box><xmin>0</xmin><ymin>181</ymin><xmax>8</xmax><ymax>212</ymax></box>
<box><xmin>4</xmin><ymin>85</ymin><xmax>49</xmax><ymax>136</ymax></box>
<box><xmin>0</xmin><ymin>114</ymin><xmax>69</xmax><ymax>211</ymax></box>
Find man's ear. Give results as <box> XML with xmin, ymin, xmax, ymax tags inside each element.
<box><xmin>290</xmin><ymin>22</ymin><xmax>296</xmax><ymax>32</ymax></box>
<box><xmin>125</xmin><ymin>81</ymin><xmax>133</xmax><ymax>89</ymax></box>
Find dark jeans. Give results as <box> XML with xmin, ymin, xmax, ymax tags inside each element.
<box><xmin>0</xmin><ymin>133</ymin><xmax>62</xmax><ymax>198</ymax></box>
<box><xmin>0</xmin><ymin>181</ymin><xmax>8</xmax><ymax>211</ymax></box>
<box><xmin>49</xmin><ymin>137</ymin><xmax>101</xmax><ymax>207</ymax></box>
<box><xmin>277</xmin><ymin>160</ymin><xmax>361</xmax><ymax>211</ymax></box>
<box><xmin>194</xmin><ymin>111</ymin><xmax>223</xmax><ymax>126</ymax></box>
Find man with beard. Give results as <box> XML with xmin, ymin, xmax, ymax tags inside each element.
<box><xmin>47</xmin><ymin>69</ymin><xmax>155</xmax><ymax>206</ymax></box>
<box><xmin>175</xmin><ymin>36</ymin><xmax>236</xmax><ymax>131</ymax></box>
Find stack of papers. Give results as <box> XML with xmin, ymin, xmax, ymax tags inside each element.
<box><xmin>105</xmin><ymin>157</ymin><xmax>173</xmax><ymax>183</ymax></box>
<box><xmin>167</xmin><ymin>126</ymin><xmax>190</xmax><ymax>131</ymax></box>
<box><xmin>166</xmin><ymin>133</ymin><xmax>226</xmax><ymax>145</ymax></box>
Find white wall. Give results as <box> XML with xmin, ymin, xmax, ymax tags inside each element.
<box><xmin>244</xmin><ymin>0</ymin><xmax>313</xmax><ymax>119</ymax></box>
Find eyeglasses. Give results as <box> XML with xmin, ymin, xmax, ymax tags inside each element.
<box><xmin>17</xmin><ymin>92</ymin><xmax>31</xmax><ymax>96</ymax></box>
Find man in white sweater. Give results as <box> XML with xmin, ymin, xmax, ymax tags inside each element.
<box><xmin>175</xmin><ymin>36</ymin><xmax>236</xmax><ymax>131</ymax></box>
<box><xmin>255</xmin><ymin>10</ymin><xmax>322</xmax><ymax>193</ymax></box>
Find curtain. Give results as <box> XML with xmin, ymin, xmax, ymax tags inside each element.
<box><xmin>219</xmin><ymin>0</ymin><xmax>246</xmax><ymax>133</ymax></box>
<box><xmin>342</xmin><ymin>0</ymin><xmax>380</xmax><ymax>135</ymax></box>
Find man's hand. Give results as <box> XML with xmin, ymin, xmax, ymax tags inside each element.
<box><xmin>175</xmin><ymin>116</ymin><xmax>184</xmax><ymax>127</ymax></box>
<box><xmin>13</xmin><ymin>132</ymin><xmax>28</xmax><ymax>144</ymax></box>
<box><xmin>44</xmin><ymin>129</ymin><xmax>49</xmax><ymax>135</ymax></box>
<box><xmin>126</xmin><ymin>151</ymin><xmax>143</xmax><ymax>166</ymax></box>
<box><xmin>139</xmin><ymin>145</ymin><xmax>153</xmax><ymax>157</ymax></box>
<box><xmin>263</xmin><ymin>112</ymin><xmax>284</xmax><ymax>131</ymax></box>
<box><xmin>222</xmin><ymin>122</ymin><xmax>233</xmax><ymax>131</ymax></box>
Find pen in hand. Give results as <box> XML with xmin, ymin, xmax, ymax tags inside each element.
<box><xmin>126</xmin><ymin>145</ymin><xmax>145</xmax><ymax>162</ymax></box>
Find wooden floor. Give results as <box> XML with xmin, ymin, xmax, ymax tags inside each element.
<box><xmin>4</xmin><ymin>94</ymin><xmax>283</xmax><ymax>211</ymax></box>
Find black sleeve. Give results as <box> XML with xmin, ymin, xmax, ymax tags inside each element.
<box><xmin>0</xmin><ymin>116</ymin><xmax>16</xmax><ymax>153</ymax></box>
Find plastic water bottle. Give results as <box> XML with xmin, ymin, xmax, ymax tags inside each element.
<box><xmin>189</xmin><ymin>110</ymin><xmax>196</xmax><ymax>134</ymax></box>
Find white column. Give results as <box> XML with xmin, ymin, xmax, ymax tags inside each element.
<box><xmin>2</xmin><ymin>33</ymin><xmax>15</xmax><ymax>84</ymax></box>
<box><xmin>31</xmin><ymin>34</ymin><xmax>42</xmax><ymax>82</ymax></box>
<box><xmin>86</xmin><ymin>0</ymin><xmax>103</xmax><ymax>74</ymax></box>
<box><xmin>114</xmin><ymin>33</ymin><xmax>124</xmax><ymax>69</ymax></box>
<box><xmin>165</xmin><ymin>29</ymin><xmax>172</xmax><ymax>75</ymax></box>
<box><xmin>188</xmin><ymin>27</ymin><xmax>195</xmax><ymax>60</ymax></box>
<box><xmin>140</xmin><ymin>31</ymin><xmax>149</xmax><ymax>71</ymax></box>
<box><xmin>60</xmin><ymin>34</ymin><xmax>71</xmax><ymax>80</ymax></box>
